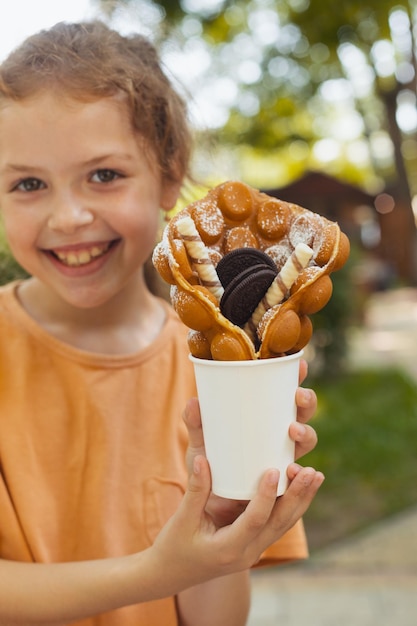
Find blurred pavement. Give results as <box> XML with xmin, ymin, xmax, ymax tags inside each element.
<box><xmin>347</xmin><ymin>287</ymin><xmax>417</xmax><ymax>380</ymax></box>
<box><xmin>248</xmin><ymin>287</ymin><xmax>417</xmax><ymax>626</ymax></box>
<box><xmin>248</xmin><ymin>506</ymin><xmax>417</xmax><ymax>626</ymax></box>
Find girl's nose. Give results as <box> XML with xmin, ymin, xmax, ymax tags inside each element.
<box><xmin>47</xmin><ymin>194</ymin><xmax>94</xmax><ymax>233</ymax></box>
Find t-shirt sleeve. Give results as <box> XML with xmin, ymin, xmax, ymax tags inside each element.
<box><xmin>253</xmin><ymin>519</ymin><xmax>308</xmax><ymax>568</ymax></box>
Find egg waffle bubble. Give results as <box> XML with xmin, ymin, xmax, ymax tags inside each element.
<box><xmin>152</xmin><ymin>180</ymin><xmax>350</xmax><ymax>360</ymax></box>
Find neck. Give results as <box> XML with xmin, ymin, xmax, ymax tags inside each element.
<box><xmin>16</xmin><ymin>274</ymin><xmax>167</xmax><ymax>355</ymax></box>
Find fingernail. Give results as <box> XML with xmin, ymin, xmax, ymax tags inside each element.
<box><xmin>295</xmin><ymin>423</ymin><xmax>307</xmax><ymax>439</ymax></box>
<box><xmin>299</xmin><ymin>388</ymin><xmax>312</xmax><ymax>405</ymax></box>
<box><xmin>267</xmin><ymin>469</ymin><xmax>279</xmax><ymax>486</ymax></box>
<box><xmin>193</xmin><ymin>457</ymin><xmax>201</xmax><ymax>475</ymax></box>
<box><xmin>302</xmin><ymin>468</ymin><xmax>315</xmax><ymax>486</ymax></box>
<box><xmin>291</xmin><ymin>463</ymin><xmax>303</xmax><ymax>475</ymax></box>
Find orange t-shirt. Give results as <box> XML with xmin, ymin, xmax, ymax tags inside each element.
<box><xmin>0</xmin><ymin>281</ymin><xmax>307</xmax><ymax>625</ymax></box>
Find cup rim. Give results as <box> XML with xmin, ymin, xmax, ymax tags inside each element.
<box><xmin>189</xmin><ymin>349</ymin><xmax>304</xmax><ymax>367</ymax></box>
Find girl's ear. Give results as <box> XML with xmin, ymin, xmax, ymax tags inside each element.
<box><xmin>160</xmin><ymin>178</ymin><xmax>182</xmax><ymax>212</ymax></box>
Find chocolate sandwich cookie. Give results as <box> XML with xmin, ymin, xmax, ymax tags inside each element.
<box><xmin>220</xmin><ymin>266</ymin><xmax>277</xmax><ymax>326</ymax></box>
<box><xmin>216</xmin><ymin>248</ymin><xmax>276</xmax><ymax>288</ymax></box>
<box><xmin>217</xmin><ymin>248</ymin><xmax>278</xmax><ymax>326</ymax></box>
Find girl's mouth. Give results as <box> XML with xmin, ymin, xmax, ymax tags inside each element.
<box><xmin>48</xmin><ymin>241</ymin><xmax>117</xmax><ymax>267</ymax></box>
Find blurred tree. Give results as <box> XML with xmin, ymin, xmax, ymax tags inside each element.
<box><xmin>289</xmin><ymin>0</ymin><xmax>417</xmax><ymax>283</ymax></box>
<box><xmin>96</xmin><ymin>0</ymin><xmax>417</xmax><ymax>282</ymax></box>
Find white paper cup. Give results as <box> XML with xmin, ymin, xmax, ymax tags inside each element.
<box><xmin>190</xmin><ymin>350</ymin><xmax>303</xmax><ymax>500</ymax></box>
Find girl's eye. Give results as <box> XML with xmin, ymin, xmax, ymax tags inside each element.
<box><xmin>91</xmin><ymin>169</ymin><xmax>120</xmax><ymax>184</ymax></box>
<box><xmin>13</xmin><ymin>177</ymin><xmax>45</xmax><ymax>192</ymax></box>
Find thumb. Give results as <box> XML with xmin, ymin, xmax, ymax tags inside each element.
<box><xmin>181</xmin><ymin>454</ymin><xmax>212</xmax><ymax>519</ymax></box>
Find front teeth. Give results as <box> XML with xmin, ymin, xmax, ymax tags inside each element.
<box><xmin>55</xmin><ymin>243</ymin><xmax>110</xmax><ymax>267</ymax></box>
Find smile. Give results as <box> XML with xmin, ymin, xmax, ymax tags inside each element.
<box><xmin>51</xmin><ymin>242</ymin><xmax>113</xmax><ymax>267</ymax></box>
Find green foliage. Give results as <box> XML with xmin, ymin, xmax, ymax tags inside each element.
<box><xmin>309</xmin><ymin>248</ymin><xmax>358</xmax><ymax>378</ymax></box>
<box><xmin>0</xmin><ymin>252</ymin><xmax>29</xmax><ymax>285</ymax></box>
<box><xmin>303</xmin><ymin>367</ymin><xmax>417</xmax><ymax>549</ymax></box>
<box><xmin>103</xmin><ymin>1</ymin><xmax>417</xmax><ymax>197</ymax></box>
<box><xmin>0</xmin><ymin>230</ymin><xmax>29</xmax><ymax>285</ymax></box>
<box><xmin>289</xmin><ymin>0</ymin><xmax>399</xmax><ymax>48</ymax></box>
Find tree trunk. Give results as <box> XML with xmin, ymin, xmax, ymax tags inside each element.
<box><xmin>378</xmin><ymin>87</ymin><xmax>417</xmax><ymax>284</ymax></box>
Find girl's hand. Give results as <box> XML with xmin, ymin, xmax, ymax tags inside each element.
<box><xmin>289</xmin><ymin>357</ymin><xmax>318</xmax><ymax>460</ymax></box>
<box><xmin>183</xmin><ymin>358</ymin><xmax>319</xmax><ymax>527</ymax></box>
<box><xmin>150</xmin><ymin>454</ymin><xmax>324</xmax><ymax>597</ymax></box>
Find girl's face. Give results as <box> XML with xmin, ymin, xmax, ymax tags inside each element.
<box><xmin>0</xmin><ymin>92</ymin><xmax>180</xmax><ymax>309</ymax></box>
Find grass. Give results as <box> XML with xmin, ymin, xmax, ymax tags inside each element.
<box><xmin>301</xmin><ymin>367</ymin><xmax>417</xmax><ymax>551</ymax></box>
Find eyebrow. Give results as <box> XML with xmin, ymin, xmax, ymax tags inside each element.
<box><xmin>0</xmin><ymin>164</ymin><xmax>42</xmax><ymax>174</ymax></box>
<box><xmin>83</xmin><ymin>153</ymin><xmax>136</xmax><ymax>167</ymax></box>
<box><xmin>0</xmin><ymin>153</ymin><xmax>136</xmax><ymax>175</ymax></box>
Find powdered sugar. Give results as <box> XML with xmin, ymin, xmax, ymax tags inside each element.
<box><xmin>192</xmin><ymin>200</ymin><xmax>224</xmax><ymax>244</ymax></box>
<box><xmin>256</xmin><ymin>199</ymin><xmax>291</xmax><ymax>240</ymax></box>
<box><xmin>289</xmin><ymin>214</ymin><xmax>324</xmax><ymax>255</ymax></box>
<box><xmin>265</xmin><ymin>240</ymin><xmax>293</xmax><ymax>271</ymax></box>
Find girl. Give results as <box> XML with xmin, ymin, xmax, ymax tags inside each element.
<box><xmin>0</xmin><ymin>21</ymin><xmax>323</xmax><ymax>625</ymax></box>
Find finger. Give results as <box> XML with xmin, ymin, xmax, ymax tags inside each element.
<box><xmin>183</xmin><ymin>397</ymin><xmax>205</xmax><ymax>450</ymax></box>
<box><xmin>289</xmin><ymin>422</ymin><xmax>318</xmax><ymax>459</ymax></box>
<box><xmin>284</xmin><ymin>466</ymin><xmax>324</xmax><ymax>504</ymax></box>
<box><xmin>286</xmin><ymin>462</ymin><xmax>304</xmax><ymax>482</ymax></box>
<box><xmin>183</xmin><ymin>398</ymin><xmax>207</xmax><ymax>476</ymax></box>
<box><xmin>286</xmin><ymin>461</ymin><xmax>319</xmax><ymax>481</ymax></box>
<box><xmin>295</xmin><ymin>387</ymin><xmax>317</xmax><ymax>424</ymax></box>
<box><xmin>231</xmin><ymin>469</ymin><xmax>280</xmax><ymax>538</ymax></box>
<box><xmin>298</xmin><ymin>359</ymin><xmax>308</xmax><ymax>384</ymax></box>
<box><xmin>227</xmin><ymin>466</ymin><xmax>324</xmax><ymax>563</ymax></box>
<box><xmin>180</xmin><ymin>455</ymin><xmax>212</xmax><ymax>521</ymax></box>
<box><xmin>267</xmin><ymin>466</ymin><xmax>324</xmax><ymax>536</ymax></box>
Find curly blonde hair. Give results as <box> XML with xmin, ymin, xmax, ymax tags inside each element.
<box><xmin>0</xmin><ymin>21</ymin><xmax>192</xmax><ymax>184</ymax></box>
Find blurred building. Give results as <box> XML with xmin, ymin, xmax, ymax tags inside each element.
<box><xmin>265</xmin><ymin>171</ymin><xmax>416</xmax><ymax>286</ymax></box>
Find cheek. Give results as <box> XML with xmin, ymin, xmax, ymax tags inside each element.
<box><xmin>3</xmin><ymin>217</ymin><xmax>23</xmax><ymax>250</ymax></box>
<box><xmin>2</xmin><ymin>212</ymin><xmax>38</xmax><ymax>262</ymax></box>
<box><xmin>117</xmin><ymin>200</ymin><xmax>160</xmax><ymax>248</ymax></box>
<box><xmin>6</xmin><ymin>231</ymin><xmax>31</xmax><ymax>263</ymax></box>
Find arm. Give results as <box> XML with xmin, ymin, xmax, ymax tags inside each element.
<box><xmin>176</xmin><ymin>571</ymin><xmax>251</xmax><ymax>626</ymax></box>
<box><xmin>0</xmin><ymin>457</ymin><xmax>322</xmax><ymax>625</ymax></box>
<box><xmin>0</xmin><ymin>549</ymin><xmax>249</xmax><ymax>626</ymax></box>
<box><xmin>0</xmin><ymin>360</ymin><xmax>320</xmax><ymax>625</ymax></box>
<box><xmin>0</xmin><ymin>550</ymin><xmax>157</xmax><ymax>625</ymax></box>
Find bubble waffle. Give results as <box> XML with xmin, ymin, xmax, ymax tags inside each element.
<box><xmin>152</xmin><ymin>180</ymin><xmax>350</xmax><ymax>360</ymax></box>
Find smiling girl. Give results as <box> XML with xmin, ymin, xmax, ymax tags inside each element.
<box><xmin>0</xmin><ymin>21</ymin><xmax>323</xmax><ymax>625</ymax></box>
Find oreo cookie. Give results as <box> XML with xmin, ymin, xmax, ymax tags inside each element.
<box><xmin>217</xmin><ymin>248</ymin><xmax>278</xmax><ymax>326</ymax></box>
<box><xmin>216</xmin><ymin>248</ymin><xmax>276</xmax><ymax>287</ymax></box>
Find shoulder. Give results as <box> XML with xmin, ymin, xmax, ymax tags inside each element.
<box><xmin>0</xmin><ymin>281</ymin><xmax>32</xmax><ymax>377</ymax></box>
<box><xmin>0</xmin><ymin>281</ymin><xmax>21</xmax><ymax>325</ymax></box>
<box><xmin>0</xmin><ymin>280</ymin><xmax>18</xmax><ymax>299</ymax></box>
